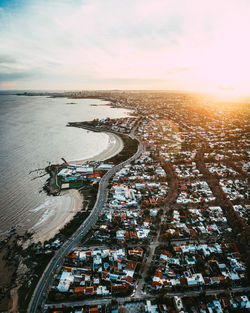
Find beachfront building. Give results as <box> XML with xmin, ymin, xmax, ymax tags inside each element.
<box><xmin>57</xmin><ymin>162</ymin><xmax>114</xmax><ymax>188</ymax></box>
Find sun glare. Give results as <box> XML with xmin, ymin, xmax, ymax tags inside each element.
<box><xmin>208</xmin><ymin>86</ymin><xmax>250</xmax><ymax>102</ymax></box>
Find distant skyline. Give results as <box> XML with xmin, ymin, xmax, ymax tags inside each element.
<box><xmin>0</xmin><ymin>0</ymin><xmax>250</xmax><ymax>99</ymax></box>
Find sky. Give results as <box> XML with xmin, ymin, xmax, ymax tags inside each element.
<box><xmin>0</xmin><ymin>0</ymin><xmax>250</xmax><ymax>98</ymax></box>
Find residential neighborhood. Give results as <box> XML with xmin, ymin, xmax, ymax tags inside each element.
<box><xmin>14</xmin><ymin>91</ymin><xmax>249</xmax><ymax>313</ymax></box>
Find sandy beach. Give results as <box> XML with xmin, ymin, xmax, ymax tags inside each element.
<box><xmin>31</xmin><ymin>189</ymin><xmax>83</xmax><ymax>243</ymax></box>
<box><xmin>87</xmin><ymin>132</ymin><xmax>124</xmax><ymax>162</ymax></box>
<box><xmin>31</xmin><ymin>132</ymin><xmax>123</xmax><ymax>243</ymax></box>
<box><xmin>69</xmin><ymin>132</ymin><xmax>124</xmax><ymax>164</ymax></box>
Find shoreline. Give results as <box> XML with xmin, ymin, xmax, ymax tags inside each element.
<box><xmin>68</xmin><ymin>132</ymin><xmax>124</xmax><ymax>164</ymax></box>
<box><xmin>0</xmin><ymin>96</ymin><xmax>128</xmax><ymax>312</ymax></box>
<box><xmin>31</xmin><ymin>189</ymin><xmax>83</xmax><ymax>243</ymax></box>
<box><xmin>31</xmin><ymin>131</ymin><xmax>124</xmax><ymax>243</ymax></box>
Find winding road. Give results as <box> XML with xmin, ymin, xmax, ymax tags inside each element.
<box><xmin>28</xmin><ymin>135</ymin><xmax>143</xmax><ymax>313</ymax></box>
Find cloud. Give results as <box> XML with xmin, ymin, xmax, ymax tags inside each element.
<box><xmin>0</xmin><ymin>72</ymin><xmax>32</xmax><ymax>81</ymax></box>
<box><xmin>0</xmin><ymin>82</ymin><xmax>17</xmax><ymax>88</ymax></box>
<box><xmin>0</xmin><ymin>0</ymin><xmax>249</xmax><ymax>95</ymax></box>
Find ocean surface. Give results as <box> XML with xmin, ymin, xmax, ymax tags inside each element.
<box><xmin>0</xmin><ymin>95</ymin><xmax>131</xmax><ymax>237</ymax></box>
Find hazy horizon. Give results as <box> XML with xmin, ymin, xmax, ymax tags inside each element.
<box><xmin>0</xmin><ymin>0</ymin><xmax>250</xmax><ymax>100</ymax></box>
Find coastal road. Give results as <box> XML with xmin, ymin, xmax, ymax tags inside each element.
<box><xmin>28</xmin><ymin>139</ymin><xmax>143</xmax><ymax>313</ymax></box>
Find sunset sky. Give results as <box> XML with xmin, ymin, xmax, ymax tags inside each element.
<box><xmin>0</xmin><ymin>0</ymin><xmax>249</xmax><ymax>98</ymax></box>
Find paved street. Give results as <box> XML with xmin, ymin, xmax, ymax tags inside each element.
<box><xmin>28</xmin><ymin>137</ymin><xmax>143</xmax><ymax>313</ymax></box>
<box><xmin>43</xmin><ymin>286</ymin><xmax>250</xmax><ymax>309</ymax></box>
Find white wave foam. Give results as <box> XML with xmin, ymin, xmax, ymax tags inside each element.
<box><xmin>32</xmin><ymin>207</ymin><xmax>55</xmax><ymax>228</ymax></box>
<box><xmin>30</xmin><ymin>199</ymin><xmax>53</xmax><ymax>212</ymax></box>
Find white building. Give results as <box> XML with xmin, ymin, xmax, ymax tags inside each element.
<box><xmin>57</xmin><ymin>271</ymin><xmax>74</xmax><ymax>292</ymax></box>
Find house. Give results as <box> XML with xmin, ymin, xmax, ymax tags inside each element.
<box><xmin>146</xmin><ymin>300</ymin><xmax>158</xmax><ymax>313</ymax></box>
<box><xmin>57</xmin><ymin>271</ymin><xmax>74</xmax><ymax>292</ymax></box>
<box><xmin>174</xmin><ymin>296</ymin><xmax>184</xmax><ymax>312</ymax></box>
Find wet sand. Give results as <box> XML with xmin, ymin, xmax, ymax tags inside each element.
<box><xmin>31</xmin><ymin>132</ymin><xmax>123</xmax><ymax>243</ymax></box>
<box><xmin>31</xmin><ymin>189</ymin><xmax>83</xmax><ymax>243</ymax></box>
<box><xmin>69</xmin><ymin>132</ymin><xmax>124</xmax><ymax>164</ymax></box>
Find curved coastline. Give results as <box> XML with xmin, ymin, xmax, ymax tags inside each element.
<box><xmin>31</xmin><ymin>131</ymin><xmax>124</xmax><ymax>243</ymax></box>
<box><xmin>68</xmin><ymin>132</ymin><xmax>124</xmax><ymax>164</ymax></box>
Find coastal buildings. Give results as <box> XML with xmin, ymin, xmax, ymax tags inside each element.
<box><xmin>57</xmin><ymin>162</ymin><xmax>114</xmax><ymax>188</ymax></box>
<box><xmin>22</xmin><ymin>91</ymin><xmax>249</xmax><ymax>313</ymax></box>
<box><xmin>53</xmin><ymin>248</ymin><xmax>141</xmax><ymax>298</ymax></box>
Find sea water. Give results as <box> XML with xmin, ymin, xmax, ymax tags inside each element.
<box><xmin>0</xmin><ymin>94</ymin><xmax>130</xmax><ymax>237</ymax></box>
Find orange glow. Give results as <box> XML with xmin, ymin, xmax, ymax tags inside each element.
<box><xmin>0</xmin><ymin>82</ymin><xmax>17</xmax><ymax>88</ymax></box>
<box><xmin>0</xmin><ymin>1</ymin><xmax>249</xmax><ymax>93</ymax></box>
